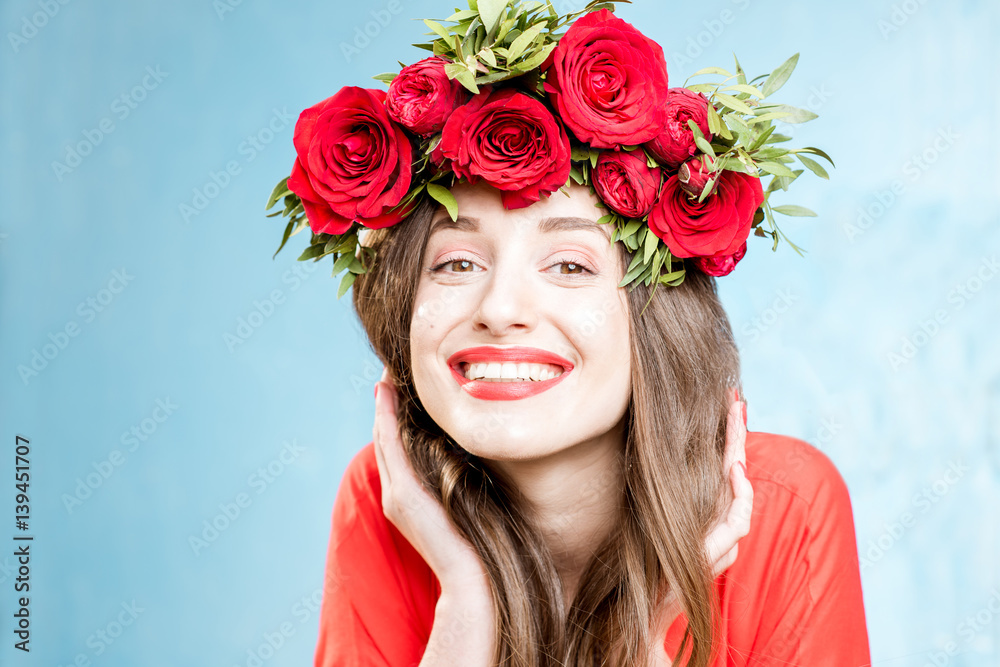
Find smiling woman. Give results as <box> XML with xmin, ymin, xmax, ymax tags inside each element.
<box><xmin>266</xmin><ymin>1</ymin><xmax>868</xmax><ymax>664</ymax></box>
<box><xmin>305</xmin><ymin>179</ymin><xmax>873</xmax><ymax>667</ymax></box>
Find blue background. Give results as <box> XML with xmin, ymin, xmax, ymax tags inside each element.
<box><xmin>1</xmin><ymin>0</ymin><xmax>998</xmax><ymax>665</ymax></box>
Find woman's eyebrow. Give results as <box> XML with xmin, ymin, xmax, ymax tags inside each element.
<box><xmin>429</xmin><ymin>215</ymin><xmax>479</xmax><ymax>236</ymax></box>
<box><xmin>538</xmin><ymin>216</ymin><xmax>605</xmax><ymax>237</ymax></box>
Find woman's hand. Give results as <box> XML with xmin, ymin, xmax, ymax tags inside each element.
<box><xmin>652</xmin><ymin>392</ymin><xmax>754</xmax><ymax>665</ymax></box>
<box><xmin>372</xmin><ymin>369</ymin><xmax>492</xmax><ymax>594</ymax></box>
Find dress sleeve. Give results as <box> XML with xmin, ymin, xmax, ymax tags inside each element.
<box><xmin>313</xmin><ymin>442</ymin><xmax>439</xmax><ymax>667</ymax></box>
<box><xmin>743</xmin><ymin>438</ymin><xmax>872</xmax><ymax>666</ymax></box>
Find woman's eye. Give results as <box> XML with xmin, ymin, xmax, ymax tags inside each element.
<box><xmin>432</xmin><ymin>258</ymin><xmax>478</xmax><ymax>273</ymax></box>
<box><xmin>559</xmin><ymin>262</ymin><xmax>587</xmax><ymax>275</ymax></box>
<box><xmin>430</xmin><ymin>257</ymin><xmax>594</xmax><ymax>275</ymax></box>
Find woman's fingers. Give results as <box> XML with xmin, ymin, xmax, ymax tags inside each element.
<box><xmin>374</xmin><ymin>370</ymin><xmax>438</xmax><ymax>522</ymax></box>
<box><xmin>705</xmin><ymin>394</ymin><xmax>753</xmax><ymax>576</ymax></box>
<box><xmin>722</xmin><ymin>394</ymin><xmax>746</xmax><ymax>478</ymax></box>
<box><xmin>706</xmin><ymin>447</ymin><xmax>754</xmax><ymax>565</ymax></box>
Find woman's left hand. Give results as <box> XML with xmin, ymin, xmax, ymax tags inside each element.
<box><xmin>651</xmin><ymin>392</ymin><xmax>753</xmax><ymax>665</ymax></box>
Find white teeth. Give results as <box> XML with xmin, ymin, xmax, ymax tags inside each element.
<box><xmin>463</xmin><ymin>361</ymin><xmax>565</xmax><ymax>382</ymax></box>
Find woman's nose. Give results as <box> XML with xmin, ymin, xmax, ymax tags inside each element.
<box><xmin>471</xmin><ymin>260</ymin><xmax>539</xmax><ymax>337</ymax></box>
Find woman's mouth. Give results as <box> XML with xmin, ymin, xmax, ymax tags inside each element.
<box><xmin>446</xmin><ymin>346</ymin><xmax>573</xmax><ymax>400</ymax></box>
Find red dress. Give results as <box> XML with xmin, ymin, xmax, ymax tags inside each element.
<box><xmin>314</xmin><ymin>431</ymin><xmax>872</xmax><ymax>666</ymax></box>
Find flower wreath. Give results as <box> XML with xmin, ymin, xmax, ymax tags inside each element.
<box><xmin>265</xmin><ymin>0</ymin><xmax>833</xmax><ymax>299</ymax></box>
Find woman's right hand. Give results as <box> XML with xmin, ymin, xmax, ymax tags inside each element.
<box><xmin>373</xmin><ymin>369</ymin><xmax>491</xmax><ymax>594</ymax></box>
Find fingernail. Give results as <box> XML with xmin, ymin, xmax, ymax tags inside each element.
<box><xmin>741</xmin><ymin>402</ymin><xmax>747</xmax><ymax>428</ymax></box>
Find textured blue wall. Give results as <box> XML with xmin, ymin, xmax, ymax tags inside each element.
<box><xmin>1</xmin><ymin>0</ymin><xmax>997</xmax><ymax>665</ymax></box>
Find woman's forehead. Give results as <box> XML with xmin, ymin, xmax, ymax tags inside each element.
<box><xmin>432</xmin><ymin>181</ymin><xmax>611</xmax><ymax>239</ymax></box>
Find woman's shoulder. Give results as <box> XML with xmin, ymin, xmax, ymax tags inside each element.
<box><xmin>330</xmin><ymin>441</ymin><xmax>383</xmax><ymax>540</ymax></box>
<box><xmin>743</xmin><ymin>429</ymin><xmax>855</xmax><ymax>516</ymax></box>
<box><xmin>339</xmin><ymin>440</ymin><xmax>380</xmax><ymax>499</ymax></box>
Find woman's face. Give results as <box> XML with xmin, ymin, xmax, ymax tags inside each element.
<box><xmin>410</xmin><ymin>181</ymin><xmax>632</xmax><ymax>462</ymax></box>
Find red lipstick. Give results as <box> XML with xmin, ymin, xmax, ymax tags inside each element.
<box><xmin>446</xmin><ymin>346</ymin><xmax>574</xmax><ymax>401</ymax></box>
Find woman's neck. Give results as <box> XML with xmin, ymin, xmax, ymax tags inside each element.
<box><xmin>489</xmin><ymin>416</ymin><xmax>627</xmax><ymax>605</ymax></box>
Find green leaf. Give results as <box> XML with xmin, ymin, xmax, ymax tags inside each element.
<box><xmin>332</xmin><ymin>252</ymin><xmax>354</xmax><ymax>276</ymax></box>
<box><xmin>685</xmin><ymin>84</ymin><xmax>718</xmax><ymax>95</ymax></box>
<box><xmin>571</xmin><ymin>145</ymin><xmax>591</xmax><ymax>162</ymax></box>
<box><xmin>657</xmin><ymin>269</ymin><xmax>686</xmax><ymax>286</ymax></box>
<box><xmin>752</xmin><ymin>147</ymin><xmax>789</xmax><ymax>160</ymax></box>
<box><xmin>622</xmin><ymin>219</ymin><xmax>642</xmax><ymax>238</ymax></box>
<box><xmin>733</xmin><ymin>53</ymin><xmax>747</xmax><ymax>85</ymax></box>
<box><xmin>620</xmin><ymin>254</ymin><xmax>649</xmax><ymax>286</ymax></box>
<box><xmin>475</xmin><ymin>70</ymin><xmax>510</xmax><ymax>85</ymax></box>
<box><xmin>796</xmin><ymin>154</ymin><xmax>830</xmax><ymax>180</ymax></box>
<box><xmin>686</xmin><ymin>118</ymin><xmax>706</xmax><ymax>142</ymax></box>
<box><xmin>750</xmin><ymin>124</ymin><xmax>776</xmax><ymax>151</ymax></box>
<box><xmin>445</xmin><ymin>63</ymin><xmax>480</xmax><ymax>93</ymax></box>
<box><xmin>757</xmin><ymin>161</ymin><xmax>798</xmax><ymax>178</ymax></box>
<box><xmin>372</xmin><ymin>72</ymin><xmax>397</xmax><ymax>85</ymax></box>
<box><xmin>771</xmin><ymin>204</ymin><xmax>817</xmax><ymax>217</ymax></box>
<box><xmin>761</xmin><ymin>53</ymin><xmax>799</xmax><ymax>98</ymax></box>
<box><xmin>706</xmin><ymin>103</ymin><xmax>722</xmax><ymax>136</ymax></box>
<box><xmin>337</xmin><ymin>271</ymin><xmax>357</xmax><ymax>299</ymax></box>
<box><xmin>426</xmin><ymin>183</ymin><xmax>459</xmax><ymax>221</ymax></box>
<box><xmin>768</xmin><ymin>104</ymin><xmax>818</xmax><ymax>124</ymax></box>
<box><xmin>478</xmin><ymin>0</ymin><xmax>509</xmax><ymax>33</ymax></box>
<box><xmin>643</xmin><ymin>225</ymin><xmax>658</xmax><ymax>263</ymax></box>
<box><xmin>507</xmin><ymin>22</ymin><xmax>545</xmax><ymax>61</ymax></box>
<box><xmin>723</xmin><ymin>83</ymin><xmax>765</xmax><ymax>98</ymax></box>
<box><xmin>516</xmin><ymin>41</ymin><xmax>556</xmax><ymax>70</ymax></box>
<box><xmin>714</xmin><ymin>93</ymin><xmax>754</xmax><ymax>115</ymax></box>
<box><xmin>694</xmin><ymin>135</ymin><xmax>715</xmax><ymax>159</ymax></box>
<box><xmin>298</xmin><ymin>243</ymin><xmax>326</xmax><ymax>261</ymax></box>
<box><xmin>266</xmin><ymin>177</ymin><xmax>290</xmax><ymax>211</ymax></box>
<box><xmin>797</xmin><ymin>146</ymin><xmax>836</xmax><ymax>166</ymax></box>
<box><xmin>273</xmin><ymin>219</ymin><xmax>294</xmax><ymax>259</ymax></box>
<box><xmin>446</xmin><ymin>9</ymin><xmax>481</xmax><ymax>22</ymax></box>
<box><xmin>423</xmin><ymin>19</ymin><xmax>453</xmax><ymax>42</ymax></box>
<box><xmin>746</xmin><ymin>111</ymin><xmax>791</xmax><ymax>124</ymax></box>
<box><xmin>689</xmin><ymin>66</ymin><xmax>732</xmax><ymax>78</ymax></box>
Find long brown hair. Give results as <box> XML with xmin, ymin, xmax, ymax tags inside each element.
<box><xmin>352</xmin><ymin>195</ymin><xmax>741</xmax><ymax>666</ymax></box>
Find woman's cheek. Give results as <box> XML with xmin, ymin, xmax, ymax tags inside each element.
<box><xmin>412</xmin><ymin>284</ymin><xmax>468</xmax><ymax>330</ymax></box>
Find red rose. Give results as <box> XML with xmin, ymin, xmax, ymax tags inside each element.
<box><xmin>543</xmin><ymin>9</ymin><xmax>669</xmax><ymax>149</ymax></box>
<box><xmin>693</xmin><ymin>241</ymin><xmax>747</xmax><ymax>277</ymax></box>
<box><xmin>645</xmin><ymin>88</ymin><xmax>713</xmax><ymax>168</ymax></box>
<box><xmin>592</xmin><ymin>150</ymin><xmax>661</xmax><ymax>218</ymax></box>
<box><xmin>647</xmin><ymin>170</ymin><xmax>764</xmax><ymax>258</ymax></box>
<box><xmin>287</xmin><ymin>86</ymin><xmax>413</xmax><ymax>235</ymax></box>
<box><xmin>386</xmin><ymin>57</ymin><xmax>470</xmax><ymax>137</ymax></box>
<box><xmin>439</xmin><ymin>87</ymin><xmax>571</xmax><ymax>209</ymax></box>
